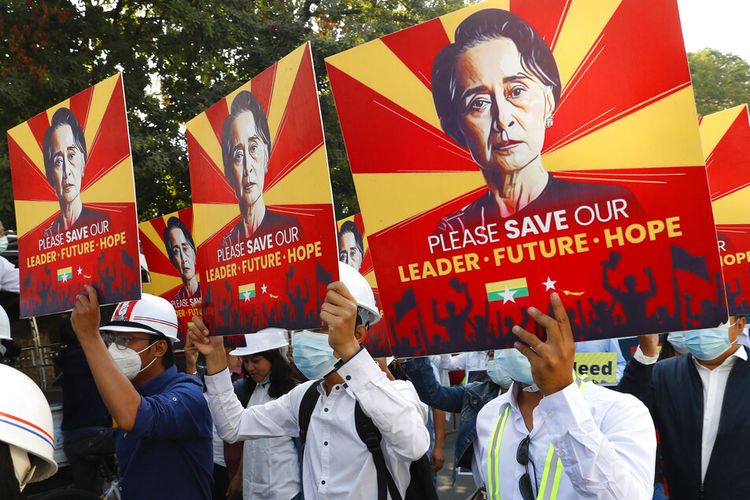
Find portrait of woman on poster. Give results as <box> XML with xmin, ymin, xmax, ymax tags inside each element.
<box><xmin>432</xmin><ymin>9</ymin><xmax>634</xmax><ymax>233</ymax></box>
<box><xmin>163</xmin><ymin>216</ymin><xmax>200</xmax><ymax>302</ymax></box>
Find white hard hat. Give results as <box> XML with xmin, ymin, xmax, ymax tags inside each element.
<box><xmin>0</xmin><ymin>305</ymin><xmax>10</xmax><ymax>340</ymax></box>
<box><xmin>338</xmin><ymin>262</ymin><xmax>380</xmax><ymax>326</ymax></box>
<box><xmin>230</xmin><ymin>328</ymin><xmax>288</xmax><ymax>356</ymax></box>
<box><xmin>0</xmin><ymin>364</ymin><xmax>57</xmax><ymax>484</ymax></box>
<box><xmin>100</xmin><ymin>293</ymin><xmax>179</xmax><ymax>342</ymax></box>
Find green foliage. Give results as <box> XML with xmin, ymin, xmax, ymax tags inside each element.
<box><xmin>688</xmin><ymin>49</ymin><xmax>750</xmax><ymax>116</ymax></box>
<box><xmin>0</xmin><ymin>0</ymin><xmax>466</xmax><ymax>228</ymax></box>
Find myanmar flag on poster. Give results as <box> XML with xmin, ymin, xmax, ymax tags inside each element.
<box><xmin>7</xmin><ymin>74</ymin><xmax>141</xmax><ymax>317</ymax></box>
<box><xmin>326</xmin><ymin>0</ymin><xmax>726</xmax><ymax>355</ymax></box>
<box><xmin>700</xmin><ymin>105</ymin><xmax>750</xmax><ymax>316</ymax></box>
<box><xmin>187</xmin><ymin>42</ymin><xmax>339</xmax><ymax>335</ymax></box>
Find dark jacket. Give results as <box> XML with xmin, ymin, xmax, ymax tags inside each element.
<box><xmin>618</xmin><ymin>346</ymin><xmax>750</xmax><ymax>500</ymax></box>
<box><xmin>402</xmin><ymin>357</ymin><xmax>499</xmax><ymax>480</ymax></box>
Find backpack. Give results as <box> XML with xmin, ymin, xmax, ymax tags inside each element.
<box><xmin>298</xmin><ymin>383</ymin><xmax>438</xmax><ymax>500</ymax></box>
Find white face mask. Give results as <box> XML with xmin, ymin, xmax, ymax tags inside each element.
<box><xmin>0</xmin><ymin>236</ymin><xmax>8</xmax><ymax>253</ymax></box>
<box><xmin>108</xmin><ymin>342</ymin><xmax>158</xmax><ymax>380</ymax></box>
<box><xmin>9</xmin><ymin>444</ymin><xmax>36</xmax><ymax>492</ymax></box>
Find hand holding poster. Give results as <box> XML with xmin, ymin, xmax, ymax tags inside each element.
<box><xmin>327</xmin><ymin>0</ymin><xmax>726</xmax><ymax>356</ymax></box>
<box><xmin>699</xmin><ymin>105</ymin><xmax>750</xmax><ymax>316</ymax></box>
<box><xmin>7</xmin><ymin>74</ymin><xmax>140</xmax><ymax>317</ymax></box>
<box><xmin>188</xmin><ymin>42</ymin><xmax>339</xmax><ymax>335</ymax></box>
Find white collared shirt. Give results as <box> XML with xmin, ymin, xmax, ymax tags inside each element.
<box><xmin>0</xmin><ymin>256</ymin><xmax>18</xmax><ymax>293</ymax></box>
<box><xmin>205</xmin><ymin>349</ymin><xmax>429</xmax><ymax>500</ymax></box>
<box><xmin>475</xmin><ymin>381</ymin><xmax>655</xmax><ymax>499</ymax></box>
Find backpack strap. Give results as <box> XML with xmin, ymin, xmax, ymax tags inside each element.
<box><xmin>354</xmin><ymin>401</ymin><xmax>402</xmax><ymax>500</ymax></box>
<box><xmin>298</xmin><ymin>382</ymin><xmax>322</xmax><ymax>447</ymax></box>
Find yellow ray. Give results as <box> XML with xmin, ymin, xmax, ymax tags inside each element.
<box><xmin>46</xmin><ymin>98</ymin><xmax>71</xmax><ymax>125</ymax></box>
<box><xmin>712</xmin><ymin>186</ymin><xmax>750</xmax><ymax>225</ymax></box>
<box><xmin>264</xmin><ymin>146</ymin><xmax>333</xmax><ymax>205</ymax></box>
<box><xmin>186</xmin><ymin>112</ymin><xmax>224</xmax><ymax>173</ymax></box>
<box><xmin>325</xmin><ymin>39</ymin><xmax>441</xmax><ymax>130</ymax></box>
<box><xmin>353</xmin><ymin>171</ymin><xmax>485</xmax><ymax>235</ymax></box>
<box><xmin>542</xmin><ymin>87</ymin><xmax>703</xmax><ymax>171</ymax></box>
<box><xmin>82</xmin><ymin>157</ymin><xmax>136</xmax><ymax>203</ymax></box>
<box><xmin>7</xmin><ymin>121</ymin><xmax>45</xmax><ymax>176</ymax></box>
<box><xmin>139</xmin><ymin>220</ymin><xmax>170</xmax><ymax>260</ymax></box>
<box><xmin>267</xmin><ymin>43</ymin><xmax>308</xmax><ymax>142</ymax></box>
<box><xmin>192</xmin><ymin>203</ymin><xmax>239</xmax><ymax>247</ymax></box>
<box><xmin>226</xmin><ymin>81</ymin><xmax>252</xmax><ymax>113</ymax></box>
<box><xmin>13</xmin><ymin>200</ymin><xmax>60</xmax><ymax>237</ymax></box>
<box><xmin>440</xmin><ymin>0</ymin><xmax>510</xmax><ymax>43</ymax></box>
<box><xmin>143</xmin><ymin>272</ymin><xmax>183</xmax><ymax>297</ymax></box>
<box><xmin>553</xmin><ymin>0</ymin><xmax>622</xmax><ymax>88</ymax></box>
<box><xmin>699</xmin><ymin>105</ymin><xmax>747</xmax><ymax>160</ymax></box>
<box><xmin>84</xmin><ymin>74</ymin><xmax>121</xmax><ymax>150</ymax></box>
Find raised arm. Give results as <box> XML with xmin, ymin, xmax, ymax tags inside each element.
<box><xmin>402</xmin><ymin>356</ymin><xmax>465</xmax><ymax>413</ymax></box>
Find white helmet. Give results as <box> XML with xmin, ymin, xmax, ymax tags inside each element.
<box><xmin>0</xmin><ymin>305</ymin><xmax>10</xmax><ymax>340</ymax></box>
<box><xmin>0</xmin><ymin>364</ymin><xmax>57</xmax><ymax>488</ymax></box>
<box><xmin>100</xmin><ymin>293</ymin><xmax>179</xmax><ymax>342</ymax></box>
<box><xmin>338</xmin><ymin>262</ymin><xmax>380</xmax><ymax>326</ymax></box>
<box><xmin>230</xmin><ymin>328</ymin><xmax>289</xmax><ymax>356</ymax></box>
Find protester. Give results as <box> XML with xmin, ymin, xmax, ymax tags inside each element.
<box><xmin>476</xmin><ymin>293</ymin><xmax>655</xmax><ymax>499</ymax></box>
<box><xmin>0</xmin><ymin>306</ymin><xmax>21</xmax><ymax>365</ymax></box>
<box><xmin>0</xmin><ymin>256</ymin><xmax>19</xmax><ymax>294</ymax></box>
<box><xmin>71</xmin><ymin>288</ymin><xmax>213</xmax><ymax>499</ymax></box>
<box><xmin>619</xmin><ymin>318</ymin><xmax>750</xmax><ymax>499</ymax></box>
<box><xmin>439</xmin><ymin>350</ymin><xmax>490</xmax><ymax>383</ymax></box>
<box><xmin>190</xmin><ymin>263</ymin><xmax>429</xmax><ymax>499</ymax></box>
<box><xmin>0</xmin><ymin>364</ymin><xmax>57</xmax><ymax>498</ymax></box>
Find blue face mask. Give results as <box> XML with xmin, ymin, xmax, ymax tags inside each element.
<box><xmin>667</xmin><ymin>331</ymin><xmax>688</xmax><ymax>354</ymax></box>
<box><xmin>493</xmin><ymin>349</ymin><xmax>534</xmax><ymax>386</ymax></box>
<box><xmin>0</xmin><ymin>236</ymin><xmax>7</xmax><ymax>253</ymax></box>
<box><xmin>485</xmin><ymin>359</ymin><xmax>512</xmax><ymax>389</ymax></box>
<box><xmin>292</xmin><ymin>331</ymin><xmax>338</xmax><ymax>380</ymax></box>
<box><xmin>683</xmin><ymin>322</ymin><xmax>736</xmax><ymax>361</ymax></box>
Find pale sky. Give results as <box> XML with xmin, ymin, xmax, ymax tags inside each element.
<box><xmin>678</xmin><ymin>0</ymin><xmax>750</xmax><ymax>63</ymax></box>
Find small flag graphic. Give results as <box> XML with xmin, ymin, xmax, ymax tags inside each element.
<box><xmin>486</xmin><ymin>278</ymin><xmax>529</xmax><ymax>304</ymax></box>
<box><xmin>57</xmin><ymin>267</ymin><xmax>73</xmax><ymax>283</ymax></box>
<box><xmin>238</xmin><ymin>283</ymin><xmax>256</xmax><ymax>301</ymax></box>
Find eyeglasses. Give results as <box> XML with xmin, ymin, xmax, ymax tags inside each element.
<box><xmin>517</xmin><ymin>435</ymin><xmax>538</xmax><ymax>500</ymax></box>
<box><xmin>102</xmin><ymin>333</ymin><xmax>153</xmax><ymax>350</ymax></box>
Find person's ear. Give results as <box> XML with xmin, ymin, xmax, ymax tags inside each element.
<box><xmin>354</xmin><ymin>324</ymin><xmax>368</xmax><ymax>345</ymax></box>
<box><xmin>543</xmin><ymin>86</ymin><xmax>556</xmax><ymax>122</ymax></box>
<box><xmin>152</xmin><ymin>339</ymin><xmax>168</xmax><ymax>358</ymax></box>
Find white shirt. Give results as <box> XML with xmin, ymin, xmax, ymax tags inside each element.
<box><xmin>205</xmin><ymin>349</ymin><xmax>429</xmax><ymax>500</ymax></box>
<box><xmin>0</xmin><ymin>256</ymin><xmax>19</xmax><ymax>293</ymax></box>
<box><xmin>476</xmin><ymin>381</ymin><xmax>656</xmax><ymax>499</ymax></box>
<box><xmin>439</xmin><ymin>351</ymin><xmax>489</xmax><ymax>382</ymax></box>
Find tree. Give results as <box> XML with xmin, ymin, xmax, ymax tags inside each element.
<box><xmin>688</xmin><ymin>49</ymin><xmax>750</xmax><ymax>116</ymax></box>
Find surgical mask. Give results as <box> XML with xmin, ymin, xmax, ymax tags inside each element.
<box><xmin>108</xmin><ymin>342</ymin><xmax>157</xmax><ymax>380</ymax></box>
<box><xmin>667</xmin><ymin>332</ymin><xmax>688</xmax><ymax>354</ymax></box>
<box><xmin>485</xmin><ymin>359</ymin><xmax>512</xmax><ymax>389</ymax></box>
<box><xmin>494</xmin><ymin>349</ymin><xmax>534</xmax><ymax>386</ymax></box>
<box><xmin>292</xmin><ymin>331</ymin><xmax>338</xmax><ymax>380</ymax></box>
<box><xmin>0</xmin><ymin>236</ymin><xmax>8</xmax><ymax>253</ymax></box>
<box><xmin>683</xmin><ymin>322</ymin><xmax>737</xmax><ymax>361</ymax></box>
<box><xmin>9</xmin><ymin>444</ymin><xmax>35</xmax><ymax>492</ymax></box>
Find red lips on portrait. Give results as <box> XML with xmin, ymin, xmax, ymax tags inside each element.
<box><xmin>492</xmin><ymin>139</ymin><xmax>522</xmax><ymax>153</ymax></box>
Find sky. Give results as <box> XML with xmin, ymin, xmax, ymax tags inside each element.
<box><xmin>678</xmin><ymin>0</ymin><xmax>750</xmax><ymax>63</ymax></box>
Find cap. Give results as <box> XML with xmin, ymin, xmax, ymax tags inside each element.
<box><xmin>338</xmin><ymin>262</ymin><xmax>381</xmax><ymax>326</ymax></box>
<box><xmin>100</xmin><ymin>293</ymin><xmax>179</xmax><ymax>342</ymax></box>
<box><xmin>230</xmin><ymin>328</ymin><xmax>288</xmax><ymax>356</ymax></box>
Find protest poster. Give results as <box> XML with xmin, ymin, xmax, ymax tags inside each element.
<box><xmin>7</xmin><ymin>74</ymin><xmax>141</xmax><ymax>317</ymax></box>
<box><xmin>139</xmin><ymin>208</ymin><xmax>200</xmax><ymax>347</ymax></box>
<box><xmin>337</xmin><ymin>213</ymin><xmax>392</xmax><ymax>356</ymax></box>
<box><xmin>699</xmin><ymin>105</ymin><xmax>750</xmax><ymax>316</ymax></box>
<box><xmin>187</xmin><ymin>42</ymin><xmax>339</xmax><ymax>335</ymax></box>
<box><xmin>574</xmin><ymin>352</ymin><xmax>617</xmax><ymax>385</ymax></box>
<box><xmin>326</xmin><ymin>0</ymin><xmax>726</xmax><ymax>355</ymax></box>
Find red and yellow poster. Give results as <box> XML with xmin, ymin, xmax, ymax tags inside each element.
<box><xmin>8</xmin><ymin>74</ymin><xmax>140</xmax><ymax>317</ymax></box>
<box><xmin>188</xmin><ymin>43</ymin><xmax>339</xmax><ymax>335</ymax></box>
<box><xmin>139</xmin><ymin>208</ymin><xmax>200</xmax><ymax>345</ymax></box>
<box><xmin>326</xmin><ymin>0</ymin><xmax>726</xmax><ymax>355</ymax></box>
<box><xmin>337</xmin><ymin>213</ymin><xmax>392</xmax><ymax>357</ymax></box>
<box><xmin>700</xmin><ymin>105</ymin><xmax>750</xmax><ymax>316</ymax></box>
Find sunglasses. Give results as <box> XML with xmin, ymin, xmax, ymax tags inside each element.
<box><xmin>516</xmin><ymin>435</ymin><xmax>538</xmax><ymax>500</ymax></box>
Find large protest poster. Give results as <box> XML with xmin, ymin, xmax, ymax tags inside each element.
<box><xmin>188</xmin><ymin>43</ymin><xmax>339</xmax><ymax>335</ymax></box>
<box><xmin>700</xmin><ymin>105</ymin><xmax>750</xmax><ymax>316</ymax></box>
<box><xmin>337</xmin><ymin>213</ymin><xmax>392</xmax><ymax>357</ymax></box>
<box><xmin>326</xmin><ymin>0</ymin><xmax>726</xmax><ymax>355</ymax></box>
<box><xmin>139</xmin><ymin>208</ymin><xmax>200</xmax><ymax>347</ymax></box>
<box><xmin>8</xmin><ymin>74</ymin><xmax>141</xmax><ymax>317</ymax></box>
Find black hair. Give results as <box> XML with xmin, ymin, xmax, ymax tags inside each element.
<box><xmin>432</xmin><ymin>9</ymin><xmax>561</xmax><ymax>147</ymax></box>
<box><xmin>221</xmin><ymin>90</ymin><xmax>271</xmax><ymax>188</ymax></box>
<box><xmin>43</xmin><ymin>107</ymin><xmax>87</xmax><ymax>175</ymax></box>
<box><xmin>149</xmin><ymin>334</ymin><xmax>174</xmax><ymax>369</ymax></box>
<box><xmin>338</xmin><ymin>220</ymin><xmax>364</xmax><ymax>257</ymax></box>
<box><xmin>241</xmin><ymin>348</ymin><xmax>296</xmax><ymax>399</ymax></box>
<box><xmin>163</xmin><ymin>217</ymin><xmax>196</xmax><ymax>269</ymax></box>
<box><xmin>0</xmin><ymin>442</ymin><xmax>23</xmax><ymax>500</ymax></box>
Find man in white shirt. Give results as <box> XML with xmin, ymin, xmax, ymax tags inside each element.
<box><xmin>619</xmin><ymin>317</ymin><xmax>750</xmax><ymax>499</ymax></box>
<box><xmin>476</xmin><ymin>292</ymin><xmax>656</xmax><ymax>499</ymax></box>
<box><xmin>189</xmin><ymin>264</ymin><xmax>429</xmax><ymax>500</ymax></box>
<box><xmin>0</xmin><ymin>256</ymin><xmax>19</xmax><ymax>293</ymax></box>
